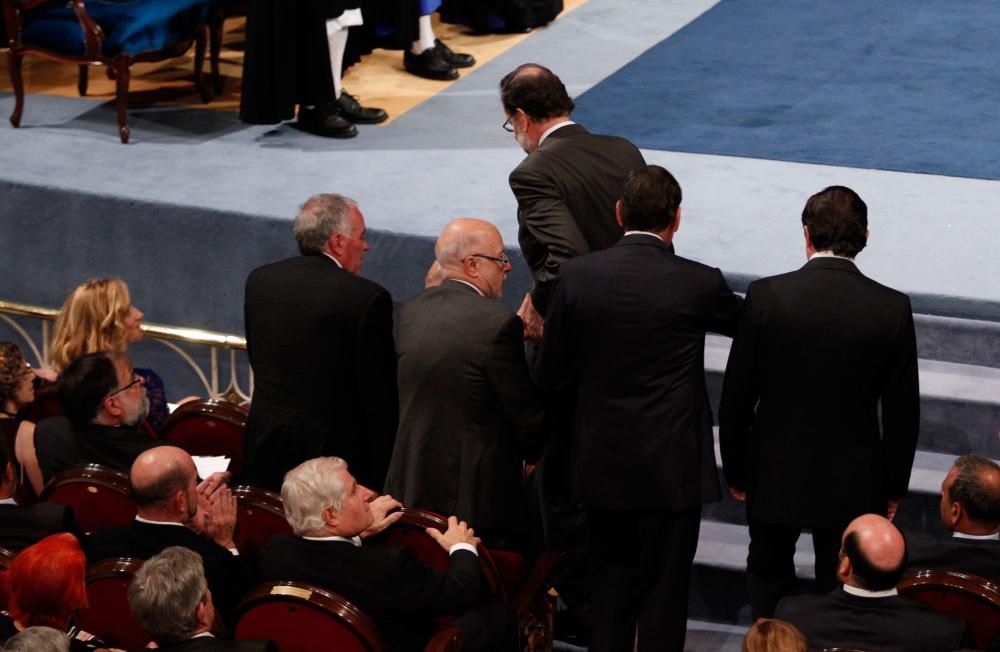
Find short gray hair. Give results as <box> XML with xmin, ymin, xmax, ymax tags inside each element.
<box><xmin>292</xmin><ymin>194</ymin><xmax>358</xmax><ymax>255</ymax></box>
<box><xmin>2</xmin><ymin>627</ymin><xmax>70</xmax><ymax>652</ymax></box>
<box><xmin>128</xmin><ymin>547</ymin><xmax>208</xmax><ymax>644</ymax></box>
<box><xmin>952</xmin><ymin>454</ymin><xmax>1000</xmax><ymax>528</ymax></box>
<box><xmin>281</xmin><ymin>457</ymin><xmax>349</xmax><ymax>536</ymax></box>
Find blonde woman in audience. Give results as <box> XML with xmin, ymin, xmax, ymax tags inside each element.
<box><xmin>741</xmin><ymin>618</ymin><xmax>807</xmax><ymax>652</ymax></box>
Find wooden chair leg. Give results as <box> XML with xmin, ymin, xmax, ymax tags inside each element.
<box><xmin>78</xmin><ymin>65</ymin><xmax>89</xmax><ymax>96</ymax></box>
<box><xmin>6</xmin><ymin>51</ymin><xmax>24</xmax><ymax>128</ymax></box>
<box><xmin>194</xmin><ymin>24</ymin><xmax>212</xmax><ymax>103</ymax></box>
<box><xmin>114</xmin><ymin>57</ymin><xmax>131</xmax><ymax>144</ymax></box>
<box><xmin>209</xmin><ymin>12</ymin><xmax>224</xmax><ymax>95</ymax></box>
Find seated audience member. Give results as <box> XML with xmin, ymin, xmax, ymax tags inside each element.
<box><xmin>0</xmin><ymin>533</ymin><xmax>108</xmax><ymax>650</ymax></box>
<box><xmin>0</xmin><ymin>344</ymin><xmax>41</xmax><ymax>499</ymax></box>
<box><xmin>85</xmin><ymin>446</ymin><xmax>251</xmax><ymax>626</ymax></box>
<box><xmin>2</xmin><ymin>626</ymin><xmax>70</xmax><ymax>652</ymax></box>
<box><xmin>776</xmin><ymin>514</ymin><xmax>972</xmax><ymax>652</ymax></box>
<box><xmin>741</xmin><ymin>618</ymin><xmax>806</xmax><ymax>652</ymax></box>
<box><xmin>385</xmin><ymin>218</ymin><xmax>544</xmax><ymax>552</ymax></box>
<box><xmin>0</xmin><ymin>440</ymin><xmax>78</xmax><ymax>551</ymax></box>
<box><xmin>49</xmin><ymin>278</ymin><xmax>173</xmax><ymax>432</ymax></box>
<box><xmin>906</xmin><ymin>454</ymin><xmax>1000</xmax><ymax>583</ymax></box>
<box><xmin>25</xmin><ymin>351</ymin><xmax>160</xmax><ymax>492</ymax></box>
<box><xmin>259</xmin><ymin>457</ymin><xmax>514</xmax><ymax>652</ymax></box>
<box><xmin>128</xmin><ymin>547</ymin><xmax>274</xmax><ymax>651</ymax></box>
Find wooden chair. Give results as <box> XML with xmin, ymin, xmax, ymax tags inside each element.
<box><xmin>0</xmin><ymin>545</ymin><xmax>16</xmax><ymax>569</ymax></box>
<box><xmin>40</xmin><ymin>464</ymin><xmax>136</xmax><ymax>533</ymax></box>
<box><xmin>206</xmin><ymin>0</ymin><xmax>245</xmax><ymax>94</ymax></box>
<box><xmin>232</xmin><ymin>483</ymin><xmax>292</xmax><ymax>562</ymax></box>
<box><xmin>77</xmin><ymin>557</ymin><xmax>150</xmax><ymax>651</ymax></box>
<box><xmin>161</xmin><ymin>398</ymin><xmax>247</xmax><ymax>476</ymax></box>
<box><xmin>898</xmin><ymin>569</ymin><xmax>1000</xmax><ymax>649</ymax></box>
<box><xmin>1</xmin><ymin>0</ymin><xmax>214</xmax><ymax>143</ymax></box>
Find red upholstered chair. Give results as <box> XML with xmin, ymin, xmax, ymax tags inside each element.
<box><xmin>232</xmin><ymin>484</ymin><xmax>292</xmax><ymax>561</ymax></box>
<box><xmin>161</xmin><ymin>398</ymin><xmax>247</xmax><ymax>476</ymax></box>
<box><xmin>78</xmin><ymin>557</ymin><xmax>150</xmax><ymax>651</ymax></box>
<box><xmin>423</xmin><ymin>625</ymin><xmax>463</xmax><ymax>652</ymax></box>
<box><xmin>40</xmin><ymin>464</ymin><xmax>136</xmax><ymax>533</ymax></box>
<box><xmin>898</xmin><ymin>569</ymin><xmax>1000</xmax><ymax>649</ymax></box>
<box><xmin>235</xmin><ymin>580</ymin><xmax>387</xmax><ymax>652</ymax></box>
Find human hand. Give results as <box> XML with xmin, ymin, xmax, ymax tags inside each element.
<box><xmin>728</xmin><ymin>485</ymin><xmax>746</xmax><ymax>502</ymax></box>
<box><xmin>517</xmin><ymin>293</ymin><xmax>544</xmax><ymax>342</ymax></box>
<box><xmin>887</xmin><ymin>499</ymin><xmax>899</xmax><ymax>521</ymax></box>
<box><xmin>360</xmin><ymin>494</ymin><xmax>403</xmax><ymax>539</ymax></box>
<box><xmin>426</xmin><ymin>515</ymin><xmax>480</xmax><ymax>552</ymax></box>
<box><xmin>197</xmin><ymin>472</ymin><xmax>231</xmax><ymax>501</ymax></box>
<box><xmin>204</xmin><ymin>484</ymin><xmax>238</xmax><ymax>550</ymax></box>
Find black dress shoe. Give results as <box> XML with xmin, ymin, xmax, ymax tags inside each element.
<box><xmin>297</xmin><ymin>105</ymin><xmax>358</xmax><ymax>139</ymax></box>
<box><xmin>404</xmin><ymin>46</ymin><xmax>459</xmax><ymax>81</ymax></box>
<box><xmin>435</xmin><ymin>39</ymin><xmax>475</xmax><ymax>68</ymax></box>
<box><xmin>336</xmin><ymin>91</ymin><xmax>388</xmax><ymax>124</ymax></box>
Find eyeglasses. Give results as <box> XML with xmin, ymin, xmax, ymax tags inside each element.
<box><xmin>470</xmin><ymin>252</ymin><xmax>510</xmax><ymax>266</ymax></box>
<box><xmin>502</xmin><ymin>117</ymin><xmax>514</xmax><ymax>133</ymax></box>
<box><xmin>108</xmin><ymin>374</ymin><xmax>141</xmax><ymax>398</ymax></box>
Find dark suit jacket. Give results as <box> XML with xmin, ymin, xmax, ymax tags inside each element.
<box><xmin>243</xmin><ymin>254</ymin><xmax>398</xmax><ymax>492</ymax></box>
<box><xmin>0</xmin><ymin>501</ymin><xmax>79</xmax><ymax>551</ymax></box>
<box><xmin>258</xmin><ymin>535</ymin><xmax>481</xmax><ymax>652</ymax></box>
<box><xmin>385</xmin><ymin>281</ymin><xmax>544</xmax><ymax>534</ymax></box>
<box><xmin>535</xmin><ymin>235</ymin><xmax>742</xmax><ymax>511</ymax></box>
<box><xmin>84</xmin><ymin>520</ymin><xmax>253</xmax><ymax>625</ymax></box>
<box><xmin>156</xmin><ymin>637</ymin><xmax>275</xmax><ymax>652</ymax></box>
<box><xmin>509</xmin><ymin>123</ymin><xmax>646</xmax><ymax>314</ymax></box>
<box><xmin>906</xmin><ymin>530</ymin><xmax>1000</xmax><ymax>583</ymax></box>
<box><xmin>35</xmin><ymin>418</ymin><xmax>161</xmax><ymax>483</ymax></box>
<box><xmin>719</xmin><ymin>257</ymin><xmax>920</xmax><ymax>528</ymax></box>
<box><xmin>775</xmin><ymin>587</ymin><xmax>971</xmax><ymax>652</ymax></box>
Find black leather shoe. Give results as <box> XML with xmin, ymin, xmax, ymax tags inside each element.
<box><xmin>336</xmin><ymin>91</ymin><xmax>388</xmax><ymax>124</ymax></box>
<box><xmin>404</xmin><ymin>46</ymin><xmax>459</xmax><ymax>81</ymax></box>
<box><xmin>297</xmin><ymin>105</ymin><xmax>358</xmax><ymax>138</ymax></box>
<box><xmin>435</xmin><ymin>39</ymin><xmax>475</xmax><ymax>68</ymax></box>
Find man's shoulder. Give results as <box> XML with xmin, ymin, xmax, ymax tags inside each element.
<box><xmin>403</xmin><ymin>284</ymin><xmax>514</xmax><ymax>325</ymax></box>
<box><xmin>248</xmin><ymin>256</ymin><xmax>388</xmax><ymax>298</ymax></box>
<box><xmin>752</xmin><ymin>261</ymin><xmax>908</xmax><ymax>301</ymax></box>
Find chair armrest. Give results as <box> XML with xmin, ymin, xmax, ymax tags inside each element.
<box><xmin>69</xmin><ymin>0</ymin><xmax>103</xmax><ymax>59</ymax></box>
<box><xmin>511</xmin><ymin>551</ymin><xmax>563</xmax><ymax>621</ymax></box>
<box><xmin>1</xmin><ymin>0</ymin><xmax>103</xmax><ymax>58</ymax></box>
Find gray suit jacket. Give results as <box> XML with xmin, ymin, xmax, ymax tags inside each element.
<box><xmin>385</xmin><ymin>281</ymin><xmax>544</xmax><ymax>534</ymax></box>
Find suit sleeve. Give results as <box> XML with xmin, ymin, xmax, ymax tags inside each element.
<box><xmin>486</xmin><ymin>314</ymin><xmax>546</xmax><ymax>459</ymax></box>
<box><xmin>509</xmin><ymin>164</ymin><xmax>590</xmax><ymax>314</ymax></box>
<box><xmin>532</xmin><ymin>276</ymin><xmax>576</xmax><ymax>391</ymax></box>
<box><xmin>718</xmin><ymin>286</ymin><xmax>758</xmax><ymax>491</ymax></box>
<box><xmin>881</xmin><ymin>297</ymin><xmax>920</xmax><ymax>500</ymax></box>
<box><xmin>706</xmin><ymin>268</ymin><xmax>744</xmax><ymax>336</ymax></box>
<box><xmin>386</xmin><ymin>548</ymin><xmax>482</xmax><ymax>615</ymax></box>
<box><xmin>356</xmin><ymin>289</ymin><xmax>399</xmax><ymax>488</ymax></box>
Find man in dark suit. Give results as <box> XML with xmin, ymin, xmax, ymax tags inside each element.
<box><xmin>499</xmin><ymin>63</ymin><xmax>646</xmax><ymax>342</ymax></box>
<box><xmin>85</xmin><ymin>446</ymin><xmax>251</xmax><ymax>626</ymax></box>
<box><xmin>719</xmin><ymin>185</ymin><xmax>920</xmax><ymax>618</ymax></box>
<box><xmin>906</xmin><ymin>454</ymin><xmax>1000</xmax><ymax>582</ymax></box>
<box><xmin>534</xmin><ymin>166</ymin><xmax>743</xmax><ymax>652</ymax></box>
<box><xmin>776</xmin><ymin>514</ymin><xmax>971</xmax><ymax>651</ymax></box>
<box><xmin>385</xmin><ymin>218</ymin><xmax>544</xmax><ymax>551</ymax></box>
<box><xmin>243</xmin><ymin>194</ymin><xmax>398</xmax><ymax>493</ymax></box>
<box><xmin>129</xmin><ymin>546</ymin><xmax>274</xmax><ymax>651</ymax></box>
<box><xmin>260</xmin><ymin>456</ymin><xmax>513</xmax><ymax>652</ymax></box>
<box><xmin>0</xmin><ymin>440</ymin><xmax>78</xmax><ymax>551</ymax></box>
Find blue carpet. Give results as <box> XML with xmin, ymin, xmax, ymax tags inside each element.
<box><xmin>573</xmin><ymin>0</ymin><xmax>1000</xmax><ymax>180</ymax></box>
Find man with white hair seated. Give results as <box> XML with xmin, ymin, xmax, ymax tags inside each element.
<box><xmin>129</xmin><ymin>547</ymin><xmax>273</xmax><ymax>651</ymax></box>
<box><xmin>259</xmin><ymin>456</ymin><xmax>514</xmax><ymax>651</ymax></box>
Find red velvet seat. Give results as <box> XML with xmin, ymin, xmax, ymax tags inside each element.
<box><xmin>162</xmin><ymin>399</ymin><xmax>247</xmax><ymax>476</ymax></box>
<box><xmin>898</xmin><ymin>569</ymin><xmax>1000</xmax><ymax>649</ymax></box>
<box><xmin>78</xmin><ymin>557</ymin><xmax>150</xmax><ymax>651</ymax></box>
<box><xmin>232</xmin><ymin>484</ymin><xmax>292</xmax><ymax>561</ymax></box>
<box><xmin>40</xmin><ymin>464</ymin><xmax>136</xmax><ymax>533</ymax></box>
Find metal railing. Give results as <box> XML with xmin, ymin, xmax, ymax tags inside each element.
<box><xmin>0</xmin><ymin>299</ymin><xmax>252</xmax><ymax>403</ymax></box>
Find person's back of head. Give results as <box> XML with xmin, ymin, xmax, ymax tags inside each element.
<box><xmin>128</xmin><ymin>546</ymin><xmax>212</xmax><ymax>645</ymax></box>
<box><xmin>281</xmin><ymin>457</ymin><xmax>350</xmax><ymax>537</ymax></box>
<box><xmin>801</xmin><ymin>185</ymin><xmax>868</xmax><ymax>258</ymax></box>
<box><xmin>49</xmin><ymin>278</ymin><xmax>133</xmax><ymax>373</ymax></box>
<box><xmin>129</xmin><ymin>446</ymin><xmax>197</xmax><ymax>522</ymax></box>
<box><xmin>499</xmin><ymin>63</ymin><xmax>575</xmax><ymax>122</ymax></box>
<box><xmin>619</xmin><ymin>165</ymin><xmax>683</xmax><ymax>235</ymax></box>
<box><xmin>0</xmin><ymin>533</ymin><xmax>87</xmax><ymax>630</ymax></box>
<box><xmin>0</xmin><ymin>342</ymin><xmax>34</xmax><ymax>414</ymax></box>
<box><xmin>742</xmin><ymin>618</ymin><xmax>807</xmax><ymax>652</ymax></box>
<box><xmin>943</xmin><ymin>454</ymin><xmax>1000</xmax><ymax>533</ymax></box>
<box><xmin>57</xmin><ymin>351</ymin><xmax>121</xmax><ymax>427</ymax></box>
<box><xmin>292</xmin><ymin>194</ymin><xmax>358</xmax><ymax>255</ymax></box>
<box><xmin>840</xmin><ymin>514</ymin><xmax>906</xmax><ymax>591</ymax></box>
<box><xmin>2</xmin><ymin>626</ymin><xmax>70</xmax><ymax>652</ymax></box>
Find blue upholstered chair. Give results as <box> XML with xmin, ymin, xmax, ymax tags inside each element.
<box><xmin>2</xmin><ymin>0</ymin><xmax>213</xmax><ymax>143</ymax></box>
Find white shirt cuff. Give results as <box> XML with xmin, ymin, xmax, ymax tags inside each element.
<box><xmin>228</xmin><ymin>548</ymin><xmax>239</xmax><ymax>556</ymax></box>
<box><xmin>449</xmin><ymin>543</ymin><xmax>478</xmax><ymax>557</ymax></box>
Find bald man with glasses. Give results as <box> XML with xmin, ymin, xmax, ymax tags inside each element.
<box><xmin>384</xmin><ymin>219</ymin><xmax>545</xmax><ymax>552</ymax></box>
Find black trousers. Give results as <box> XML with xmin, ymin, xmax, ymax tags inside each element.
<box><xmin>747</xmin><ymin>519</ymin><xmax>846</xmax><ymax>619</ymax></box>
<box><xmin>588</xmin><ymin>505</ymin><xmax>701</xmax><ymax>652</ymax></box>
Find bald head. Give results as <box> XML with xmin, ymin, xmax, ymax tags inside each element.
<box><xmin>434</xmin><ymin>219</ymin><xmax>510</xmax><ymax>298</ymax></box>
<box><xmin>839</xmin><ymin>514</ymin><xmax>906</xmax><ymax>591</ymax></box>
<box><xmin>130</xmin><ymin>446</ymin><xmax>198</xmax><ymax>521</ymax></box>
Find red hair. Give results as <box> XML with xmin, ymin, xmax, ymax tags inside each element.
<box><xmin>0</xmin><ymin>533</ymin><xmax>88</xmax><ymax>629</ymax></box>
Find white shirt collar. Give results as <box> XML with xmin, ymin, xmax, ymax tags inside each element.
<box><xmin>135</xmin><ymin>515</ymin><xmax>186</xmax><ymax>527</ymax></box>
<box><xmin>191</xmin><ymin>632</ymin><xmax>215</xmax><ymax>639</ymax></box>
<box><xmin>302</xmin><ymin>534</ymin><xmax>362</xmax><ymax>547</ymax></box>
<box><xmin>322</xmin><ymin>251</ymin><xmax>344</xmax><ymax>269</ymax></box>
<box><xmin>446</xmin><ymin>279</ymin><xmax>484</xmax><ymax>296</ymax></box>
<box><xmin>624</xmin><ymin>231</ymin><xmax>664</xmax><ymax>242</ymax></box>
<box><xmin>809</xmin><ymin>250</ymin><xmax>856</xmax><ymax>262</ymax></box>
<box><xmin>842</xmin><ymin>584</ymin><xmax>898</xmax><ymax>598</ymax></box>
<box><xmin>953</xmin><ymin>530</ymin><xmax>1000</xmax><ymax>541</ymax></box>
<box><xmin>0</xmin><ymin>497</ymin><xmax>17</xmax><ymax>506</ymax></box>
<box><xmin>539</xmin><ymin>120</ymin><xmax>575</xmax><ymax>146</ymax></box>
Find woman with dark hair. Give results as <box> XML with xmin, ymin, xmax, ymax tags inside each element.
<box><xmin>0</xmin><ymin>343</ymin><xmax>38</xmax><ymax>499</ymax></box>
<box><xmin>0</xmin><ymin>533</ymin><xmax>109</xmax><ymax>651</ymax></box>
